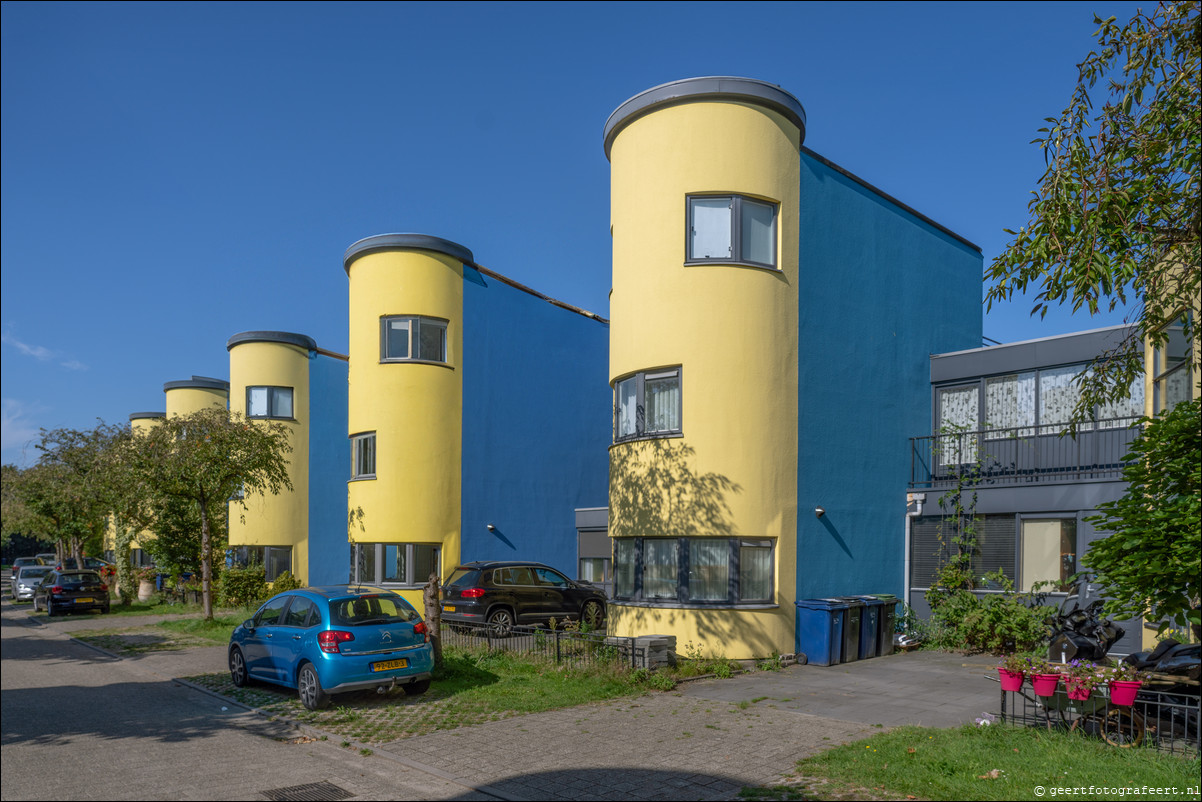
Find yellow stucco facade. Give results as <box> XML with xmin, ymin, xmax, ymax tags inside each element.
<box><xmin>607</xmin><ymin>83</ymin><xmax>802</xmax><ymax>658</ymax></box>
<box><xmin>227</xmin><ymin>336</ymin><xmax>312</xmax><ymax>584</ymax></box>
<box><xmin>345</xmin><ymin>241</ymin><xmax>466</xmax><ymax>609</ymax></box>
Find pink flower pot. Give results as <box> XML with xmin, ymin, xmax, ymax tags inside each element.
<box><xmin>998</xmin><ymin>668</ymin><xmax>1025</xmax><ymax>692</ymax></box>
<box><xmin>1109</xmin><ymin>680</ymin><xmax>1142</xmax><ymax>706</ymax></box>
<box><xmin>1031</xmin><ymin>673</ymin><xmax>1061</xmax><ymax>697</ymax></box>
<box><xmin>1065</xmin><ymin>679</ymin><xmax>1092</xmax><ymax>701</ymax></box>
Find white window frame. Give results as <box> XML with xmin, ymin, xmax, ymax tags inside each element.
<box><xmin>380</xmin><ymin>315</ymin><xmax>449</xmax><ymax>364</ymax></box>
<box><xmin>686</xmin><ymin>194</ymin><xmax>778</xmax><ymax>269</ymax></box>
<box><xmin>350</xmin><ymin>432</ymin><xmax>376</xmax><ymax>480</ymax></box>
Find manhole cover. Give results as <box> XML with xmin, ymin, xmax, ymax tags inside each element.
<box><xmin>259</xmin><ymin>781</ymin><xmax>354</xmax><ymax>801</ymax></box>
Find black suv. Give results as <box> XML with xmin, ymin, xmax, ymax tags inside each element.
<box><xmin>441</xmin><ymin>561</ymin><xmax>607</xmax><ymax>635</ymax></box>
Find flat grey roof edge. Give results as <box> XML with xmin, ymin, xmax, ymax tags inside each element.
<box><xmin>226</xmin><ymin>330</ymin><xmax>317</xmax><ymax>352</ymax></box>
<box><xmin>934</xmin><ymin>323</ymin><xmax>1135</xmax><ymax>360</ymax></box>
<box><xmin>604</xmin><ymin>76</ymin><xmax>807</xmax><ymax>159</ymax></box>
<box><xmin>343</xmin><ymin>234</ymin><xmax>474</xmax><ymax>273</ymax></box>
<box><xmin>163</xmin><ymin>377</ymin><xmax>230</xmax><ymax>392</ymax></box>
<box><xmin>128</xmin><ymin>411</ymin><xmax>165</xmax><ymax>421</ymax></box>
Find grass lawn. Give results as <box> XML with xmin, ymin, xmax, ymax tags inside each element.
<box><xmin>183</xmin><ymin>646</ymin><xmax>652</xmax><ymax>743</ymax></box>
<box><xmin>68</xmin><ymin>615</ymin><xmax>244</xmax><ymax>654</ymax></box>
<box><xmin>745</xmin><ymin>722</ymin><xmax>1201</xmax><ymax>801</ymax></box>
<box><xmin>20</xmin><ymin>596</ymin><xmax>256</xmax><ymax>620</ymax></box>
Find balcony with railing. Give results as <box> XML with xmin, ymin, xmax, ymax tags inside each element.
<box><xmin>909</xmin><ymin>417</ymin><xmax>1142</xmax><ymax>489</ymax></box>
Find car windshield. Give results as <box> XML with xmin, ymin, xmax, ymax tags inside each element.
<box><xmin>330</xmin><ymin>595</ymin><xmax>419</xmax><ymax>626</ymax></box>
<box><xmin>20</xmin><ymin>567</ymin><xmax>51</xmax><ymax>579</ymax></box>
<box><xmin>59</xmin><ymin>572</ymin><xmax>101</xmax><ymax>586</ymax></box>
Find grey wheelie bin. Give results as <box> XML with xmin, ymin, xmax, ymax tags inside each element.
<box><xmin>871</xmin><ymin>593</ymin><xmax>898</xmax><ymax>656</ymax></box>
<box><xmin>851</xmin><ymin>595</ymin><xmax>883</xmax><ymax>659</ymax></box>
<box><xmin>838</xmin><ymin>597</ymin><xmax>864</xmax><ymax>663</ymax></box>
<box><xmin>795</xmin><ymin>598</ymin><xmax>849</xmax><ymax>666</ymax></box>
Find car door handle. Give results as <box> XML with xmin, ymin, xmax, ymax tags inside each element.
<box><xmin>292</xmin><ymin>635</ymin><xmax>302</xmax><ymax>640</ymax></box>
<box><xmin>265</xmin><ymin>633</ymin><xmax>273</xmax><ymax>638</ymax></box>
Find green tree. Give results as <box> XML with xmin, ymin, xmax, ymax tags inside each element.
<box><xmin>984</xmin><ymin>1</ymin><xmax>1200</xmax><ymax>419</ymax></box>
<box><xmin>1084</xmin><ymin>399</ymin><xmax>1201</xmax><ymax>636</ymax></box>
<box><xmin>122</xmin><ymin>407</ymin><xmax>292</xmax><ymax>620</ymax></box>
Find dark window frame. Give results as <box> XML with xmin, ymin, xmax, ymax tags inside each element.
<box><xmin>613</xmin><ymin>366</ymin><xmax>683</xmax><ymax>443</ymax></box>
<box><xmin>246</xmin><ymin>386</ymin><xmax>295</xmax><ymax>421</ymax></box>
<box><xmin>685</xmin><ymin>193</ymin><xmax>779</xmax><ymax>270</ymax></box>
<box><xmin>350</xmin><ymin>542</ymin><xmax>441</xmax><ymax>587</ymax></box>
<box><xmin>611</xmin><ymin>536</ymin><xmax>775</xmax><ymax>606</ymax></box>
<box><xmin>379</xmin><ymin>315</ymin><xmax>450</xmax><ymax>365</ymax></box>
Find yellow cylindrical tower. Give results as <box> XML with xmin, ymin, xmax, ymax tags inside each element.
<box><xmin>343</xmin><ymin>234</ymin><xmax>470</xmax><ymax>609</ymax></box>
<box><xmin>605</xmin><ymin>77</ymin><xmax>805</xmax><ymax>658</ymax></box>
<box><xmin>107</xmin><ymin>412</ymin><xmax>165</xmax><ymax>557</ymax></box>
<box><xmin>163</xmin><ymin>376</ymin><xmax>229</xmax><ymax>416</ymax></box>
<box><xmin>227</xmin><ymin>331</ymin><xmax>314</xmax><ymax>584</ymax></box>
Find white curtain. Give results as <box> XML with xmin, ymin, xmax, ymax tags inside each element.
<box><xmin>643</xmin><ymin>539</ymin><xmax>677</xmax><ymax>600</ymax></box>
<box><xmin>645</xmin><ymin>373</ymin><xmax>680</xmax><ymax>433</ymax></box>
<box><xmin>985</xmin><ymin>373</ymin><xmax>1035</xmax><ymax>438</ymax></box>
<box><xmin>1039</xmin><ymin>366</ymin><xmax>1083</xmax><ymax>428</ymax></box>
<box><xmin>688</xmin><ymin>539</ymin><xmax>728</xmax><ymax>601</ymax></box>
<box><xmin>616</xmin><ymin>378</ymin><xmax>638</xmax><ymax>438</ymax></box>
<box><xmin>938</xmin><ymin>385</ymin><xmax>979</xmax><ymax>465</ymax></box>
<box><xmin>739</xmin><ymin>543</ymin><xmax>772</xmax><ymax>601</ymax></box>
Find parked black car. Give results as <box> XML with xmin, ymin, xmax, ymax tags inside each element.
<box><xmin>440</xmin><ymin>561</ymin><xmax>607</xmax><ymax>635</ymax></box>
<box><xmin>31</xmin><ymin>570</ymin><xmax>110</xmax><ymax>616</ymax></box>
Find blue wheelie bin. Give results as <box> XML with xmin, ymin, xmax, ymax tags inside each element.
<box><xmin>795</xmin><ymin>598</ymin><xmax>849</xmax><ymax>666</ymax></box>
<box><xmin>852</xmin><ymin>595</ymin><xmax>884</xmax><ymax>659</ymax></box>
<box><xmin>838</xmin><ymin>597</ymin><xmax>864</xmax><ymax>663</ymax></box>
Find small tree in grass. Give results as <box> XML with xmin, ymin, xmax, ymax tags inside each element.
<box><xmin>123</xmin><ymin>407</ymin><xmax>292</xmax><ymax>621</ymax></box>
<box><xmin>1084</xmin><ymin>399</ymin><xmax>1201</xmax><ymax>638</ymax></box>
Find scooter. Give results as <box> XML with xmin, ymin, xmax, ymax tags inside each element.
<box><xmin>1046</xmin><ymin>583</ymin><xmax>1125</xmax><ymax>664</ymax></box>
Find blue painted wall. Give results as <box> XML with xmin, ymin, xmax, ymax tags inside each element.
<box><xmin>308</xmin><ymin>351</ymin><xmax>350</xmax><ymax>585</ymax></box>
<box><xmin>460</xmin><ymin>267</ymin><xmax>611</xmax><ymax>574</ymax></box>
<box><xmin>795</xmin><ymin>152</ymin><xmax>982</xmax><ymax>606</ymax></box>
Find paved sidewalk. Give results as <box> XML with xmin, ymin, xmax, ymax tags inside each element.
<box><xmin>21</xmin><ymin>604</ymin><xmax>1003</xmax><ymax>801</ymax></box>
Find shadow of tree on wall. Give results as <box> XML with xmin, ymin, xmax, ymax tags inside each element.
<box><xmin>609</xmin><ymin>439</ymin><xmax>741</xmax><ymax>540</ymax></box>
<box><xmin>609</xmin><ymin>440</ymin><xmax>790</xmax><ymax>658</ymax></box>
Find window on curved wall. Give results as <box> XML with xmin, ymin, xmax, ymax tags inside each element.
<box><xmin>381</xmin><ymin>316</ymin><xmax>448</xmax><ymax>363</ymax></box>
<box><xmin>351</xmin><ymin>543</ymin><xmax>440</xmax><ymax>587</ymax></box>
<box><xmin>1153</xmin><ymin>315</ymin><xmax>1193</xmax><ymax>413</ymax></box>
<box><xmin>686</xmin><ymin>195</ymin><xmax>777</xmax><ymax>269</ymax></box>
<box><xmin>613</xmin><ymin>368</ymin><xmax>682</xmax><ymax>442</ymax></box>
<box><xmin>350</xmin><ymin>432</ymin><xmax>376</xmax><ymax>479</ymax></box>
<box><xmin>247</xmin><ymin>386</ymin><xmax>294</xmax><ymax>420</ymax></box>
<box><xmin>611</xmin><ymin>537</ymin><xmax>774</xmax><ymax>605</ymax></box>
<box><xmin>231</xmin><ymin>546</ymin><xmax>292</xmax><ymax>582</ymax></box>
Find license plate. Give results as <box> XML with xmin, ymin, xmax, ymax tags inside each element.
<box><xmin>75</xmin><ymin>598</ymin><xmax>94</xmax><ymax>604</ymax></box>
<box><xmin>371</xmin><ymin>658</ymin><xmax>408</xmax><ymax>672</ymax></box>
<box><xmin>443</xmin><ymin>605</ymin><xmax>456</xmax><ymax>613</ymax></box>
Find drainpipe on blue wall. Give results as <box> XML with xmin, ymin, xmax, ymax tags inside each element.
<box><xmin>904</xmin><ymin>492</ymin><xmax>925</xmax><ymax>615</ymax></box>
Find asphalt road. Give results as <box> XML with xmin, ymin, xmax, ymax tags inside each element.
<box><xmin>0</xmin><ymin>581</ymin><xmax>494</xmax><ymax>802</ymax></box>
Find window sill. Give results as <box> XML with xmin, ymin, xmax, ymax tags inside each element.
<box><xmin>348</xmin><ymin>476</ymin><xmax>376</xmax><ymax>483</ymax></box>
<box><xmin>610</xmin><ymin>432</ymin><xmax>684</xmax><ymax>449</ymax></box>
<box><xmin>608</xmin><ymin>599</ymin><xmax>779</xmax><ymax>611</ymax></box>
<box><xmin>683</xmin><ymin>259</ymin><xmax>780</xmax><ymax>273</ymax></box>
<box><xmin>378</xmin><ymin>358</ymin><xmax>454</xmax><ymax>369</ymax></box>
<box><xmin>247</xmin><ymin>416</ymin><xmax>297</xmax><ymax>422</ymax></box>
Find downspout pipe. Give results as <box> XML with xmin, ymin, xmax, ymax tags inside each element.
<box><xmin>904</xmin><ymin>493</ymin><xmax>925</xmax><ymax>614</ymax></box>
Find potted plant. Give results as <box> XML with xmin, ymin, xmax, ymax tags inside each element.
<box><xmin>1061</xmin><ymin>659</ymin><xmax>1104</xmax><ymax>701</ymax></box>
<box><xmin>182</xmin><ymin>574</ymin><xmax>203</xmax><ymax>605</ymax></box>
<box><xmin>1027</xmin><ymin>656</ymin><xmax>1061</xmax><ymax>697</ymax></box>
<box><xmin>997</xmin><ymin>653</ymin><xmax>1031</xmax><ymax>691</ymax></box>
<box><xmin>1103</xmin><ymin>662</ymin><xmax>1144</xmax><ymax>706</ymax></box>
<box><xmin>135</xmin><ymin>565</ymin><xmax>158</xmax><ymax>602</ymax></box>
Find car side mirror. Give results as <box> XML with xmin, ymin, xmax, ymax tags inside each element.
<box><xmin>243</xmin><ymin>619</ymin><xmax>256</xmax><ymax>631</ymax></box>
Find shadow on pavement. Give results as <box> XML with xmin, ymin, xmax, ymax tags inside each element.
<box><xmin>448</xmin><ymin>767</ymin><xmax>749</xmax><ymax>801</ymax></box>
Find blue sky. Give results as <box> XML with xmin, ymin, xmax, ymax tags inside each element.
<box><xmin>1</xmin><ymin>1</ymin><xmax>1147</xmax><ymax>465</ymax></box>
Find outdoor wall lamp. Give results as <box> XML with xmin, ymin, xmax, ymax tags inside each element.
<box><xmin>487</xmin><ymin>524</ymin><xmax>496</xmax><ymax>531</ymax></box>
<box><xmin>814</xmin><ymin>507</ymin><xmax>825</xmax><ymax>519</ymax></box>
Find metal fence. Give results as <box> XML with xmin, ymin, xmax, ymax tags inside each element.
<box><xmin>437</xmin><ymin>620</ymin><xmax>648</xmax><ymax>670</ymax></box>
<box><xmin>999</xmin><ymin>684</ymin><xmax>1201</xmax><ymax>757</ymax></box>
<box><xmin>910</xmin><ymin>417</ymin><xmax>1141</xmax><ymax>489</ymax></box>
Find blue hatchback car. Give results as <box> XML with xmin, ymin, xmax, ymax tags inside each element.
<box><xmin>228</xmin><ymin>585</ymin><xmax>434</xmax><ymax>710</ymax></box>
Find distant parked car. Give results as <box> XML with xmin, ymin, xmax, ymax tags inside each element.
<box><xmin>228</xmin><ymin>585</ymin><xmax>434</xmax><ymax>711</ymax></box>
<box><xmin>440</xmin><ymin>560</ymin><xmax>607</xmax><ymax>636</ymax></box>
<box><xmin>31</xmin><ymin>570</ymin><xmax>111</xmax><ymax>616</ymax></box>
<box><xmin>55</xmin><ymin>557</ymin><xmax>113</xmax><ymax>571</ymax></box>
<box><xmin>12</xmin><ymin>565</ymin><xmax>53</xmax><ymax>600</ymax></box>
<box><xmin>12</xmin><ymin>557</ymin><xmax>45</xmax><ymax>569</ymax></box>
<box><xmin>35</xmin><ymin>553</ymin><xmax>57</xmax><ymax>564</ymax></box>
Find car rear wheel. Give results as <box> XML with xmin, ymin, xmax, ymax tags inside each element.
<box><xmin>229</xmin><ymin>647</ymin><xmax>250</xmax><ymax>687</ymax></box>
<box><xmin>581</xmin><ymin>600</ymin><xmax>605</xmax><ymax>630</ymax></box>
<box><xmin>404</xmin><ymin>678</ymin><xmax>431</xmax><ymax>696</ymax></box>
<box><xmin>487</xmin><ymin>607</ymin><xmax>515</xmax><ymax>637</ymax></box>
<box><xmin>47</xmin><ymin>602</ymin><xmax>60</xmax><ymax>617</ymax></box>
<box><xmin>298</xmin><ymin>663</ymin><xmax>329</xmax><ymax>710</ymax></box>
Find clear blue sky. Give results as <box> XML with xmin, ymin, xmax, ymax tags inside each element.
<box><xmin>1</xmin><ymin>1</ymin><xmax>1147</xmax><ymax>466</ymax></box>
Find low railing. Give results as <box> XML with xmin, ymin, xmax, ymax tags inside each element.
<box><xmin>437</xmin><ymin>620</ymin><xmax>648</xmax><ymax>670</ymax></box>
<box><xmin>910</xmin><ymin>417</ymin><xmax>1142</xmax><ymax>489</ymax></box>
<box><xmin>999</xmin><ymin>683</ymin><xmax>1200</xmax><ymax>757</ymax></box>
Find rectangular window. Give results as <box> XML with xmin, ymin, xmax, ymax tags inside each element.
<box><xmin>613</xmin><ymin>367</ymin><xmax>682</xmax><ymax>442</ymax></box>
<box><xmin>247</xmin><ymin>386</ymin><xmax>294</xmax><ymax>419</ymax></box>
<box><xmin>351</xmin><ymin>432</ymin><xmax>376</xmax><ymax>479</ymax></box>
<box><xmin>579</xmin><ymin>557</ymin><xmax>610</xmax><ymax>586</ymax></box>
<box><xmin>381</xmin><ymin>316</ymin><xmax>448</xmax><ymax>363</ymax></box>
<box><xmin>232</xmin><ymin>546</ymin><xmax>293</xmax><ymax>582</ymax></box>
<box><xmin>351</xmin><ymin>543</ymin><xmax>440</xmax><ymax>586</ymax></box>
<box><xmin>687</xmin><ymin>195</ymin><xmax>778</xmax><ymax>269</ymax></box>
<box><xmin>937</xmin><ymin>385</ymin><xmax>979</xmax><ymax>465</ymax></box>
<box><xmin>612</xmin><ymin>537</ymin><xmax>775</xmax><ymax>605</ymax></box>
<box><xmin>1038</xmin><ymin>365</ymin><xmax>1084</xmax><ymax>428</ymax></box>
<box><xmin>985</xmin><ymin>372</ymin><xmax>1035</xmax><ymax>438</ymax></box>
<box><xmin>1153</xmin><ymin>316</ymin><xmax>1193</xmax><ymax>413</ymax></box>
<box><xmin>1020</xmin><ymin>518</ymin><xmax>1076</xmax><ymax>592</ymax></box>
